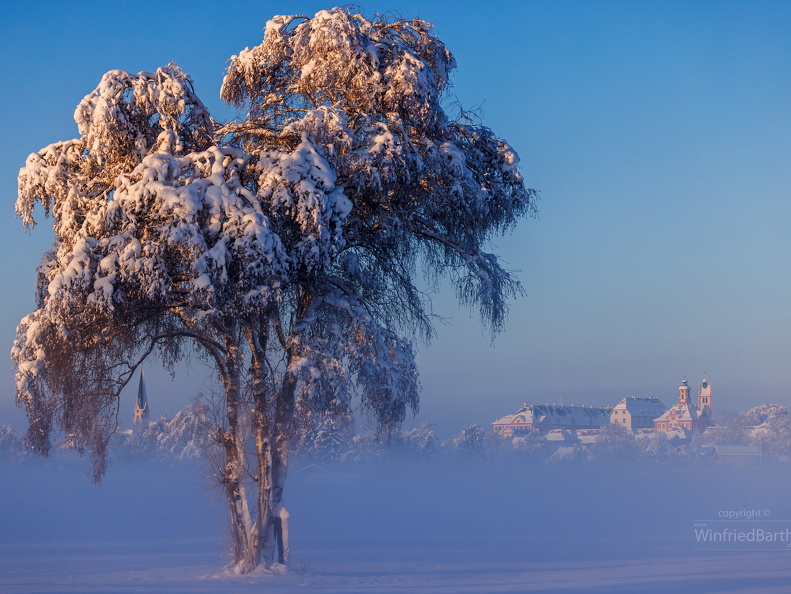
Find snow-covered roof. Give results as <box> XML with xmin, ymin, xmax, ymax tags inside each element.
<box><xmin>543</xmin><ymin>428</ymin><xmax>580</xmax><ymax>442</ymax></box>
<box><xmin>700</xmin><ymin>426</ymin><xmax>725</xmax><ymax>438</ymax></box>
<box><xmin>576</xmin><ymin>429</ymin><xmax>601</xmax><ymax>444</ymax></box>
<box><xmin>633</xmin><ymin>428</ymin><xmax>656</xmax><ymax>440</ymax></box>
<box><xmin>654</xmin><ymin>402</ymin><xmax>705</xmax><ymax>423</ymax></box>
<box><xmin>714</xmin><ymin>445</ymin><xmax>761</xmax><ymax>457</ymax></box>
<box><xmin>611</xmin><ymin>396</ymin><xmax>667</xmax><ymax>417</ymax></box>
<box><xmin>493</xmin><ymin>413</ymin><xmax>519</xmax><ymax>425</ymax></box>
<box><xmin>664</xmin><ymin>425</ymin><xmax>694</xmax><ymax>442</ymax></box>
<box><xmin>493</xmin><ymin>403</ymin><xmax>610</xmax><ymax>427</ymax></box>
<box><xmin>549</xmin><ymin>446</ymin><xmax>578</xmax><ymax>461</ymax></box>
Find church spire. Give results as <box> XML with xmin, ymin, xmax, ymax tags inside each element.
<box><xmin>133</xmin><ymin>369</ymin><xmax>150</xmax><ymax>425</ymax></box>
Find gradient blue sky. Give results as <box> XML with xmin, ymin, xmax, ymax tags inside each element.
<box><xmin>2</xmin><ymin>1</ymin><xmax>790</xmax><ymax>436</ymax></box>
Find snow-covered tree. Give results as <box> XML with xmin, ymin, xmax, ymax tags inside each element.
<box><xmin>339</xmin><ymin>430</ymin><xmax>386</xmax><ymax>463</ymax></box>
<box><xmin>755</xmin><ymin>414</ymin><xmax>791</xmax><ymax>459</ymax></box>
<box><xmin>159</xmin><ymin>397</ymin><xmax>218</xmax><ymax>461</ymax></box>
<box><xmin>221</xmin><ymin>12</ymin><xmax>533</xmax><ymax>567</ymax></box>
<box><xmin>447</xmin><ymin>424</ymin><xmax>487</xmax><ymax>458</ymax></box>
<box><xmin>511</xmin><ymin>428</ymin><xmax>549</xmax><ymax>457</ymax></box>
<box><xmin>122</xmin><ymin>396</ymin><xmax>219</xmax><ymax>461</ymax></box>
<box><xmin>595</xmin><ymin>423</ymin><xmax>639</xmax><ymax>461</ymax></box>
<box><xmin>398</xmin><ymin>422</ymin><xmax>442</xmax><ymax>458</ymax></box>
<box><xmin>640</xmin><ymin>430</ymin><xmax>672</xmax><ymax>462</ymax></box>
<box><xmin>296</xmin><ymin>413</ymin><xmax>352</xmax><ymax>462</ymax></box>
<box><xmin>700</xmin><ymin>405</ymin><xmax>790</xmax><ymax>452</ymax></box>
<box><xmin>739</xmin><ymin>404</ymin><xmax>791</xmax><ymax>458</ymax></box>
<box><xmin>0</xmin><ymin>425</ymin><xmax>23</xmax><ymax>461</ymax></box>
<box><xmin>13</xmin><ymin>7</ymin><xmax>535</xmax><ymax>574</ymax></box>
<box><xmin>700</xmin><ymin>423</ymin><xmax>751</xmax><ymax>446</ymax></box>
<box><xmin>736</xmin><ymin>404</ymin><xmax>789</xmax><ymax>427</ymax></box>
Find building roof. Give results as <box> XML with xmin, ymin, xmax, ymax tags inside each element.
<box><xmin>654</xmin><ymin>402</ymin><xmax>705</xmax><ymax>423</ymax></box>
<box><xmin>612</xmin><ymin>396</ymin><xmax>667</xmax><ymax>417</ymax></box>
<box><xmin>543</xmin><ymin>428</ymin><xmax>580</xmax><ymax>442</ymax></box>
<box><xmin>549</xmin><ymin>446</ymin><xmax>590</xmax><ymax>462</ymax></box>
<box><xmin>714</xmin><ymin>445</ymin><xmax>761</xmax><ymax>457</ymax></box>
<box><xmin>576</xmin><ymin>429</ymin><xmax>601</xmax><ymax>444</ymax></box>
<box><xmin>134</xmin><ymin>370</ymin><xmax>150</xmax><ymax>424</ymax></box>
<box><xmin>664</xmin><ymin>425</ymin><xmax>694</xmax><ymax>443</ymax></box>
<box><xmin>136</xmin><ymin>370</ymin><xmax>148</xmax><ymax>411</ymax></box>
<box><xmin>493</xmin><ymin>403</ymin><xmax>610</xmax><ymax>427</ymax></box>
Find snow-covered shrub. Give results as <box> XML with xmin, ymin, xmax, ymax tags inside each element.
<box><xmin>594</xmin><ymin>423</ymin><xmax>639</xmax><ymax>462</ymax></box>
<box><xmin>446</xmin><ymin>424</ymin><xmax>487</xmax><ymax>458</ymax></box>
<box><xmin>0</xmin><ymin>425</ymin><xmax>23</xmax><ymax>460</ymax></box>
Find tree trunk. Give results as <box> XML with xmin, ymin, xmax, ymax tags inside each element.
<box><xmin>258</xmin><ymin>442</ymin><xmax>277</xmax><ymax>567</ymax></box>
<box><xmin>242</xmin><ymin>325</ymin><xmax>277</xmax><ymax>571</ymax></box>
<box><xmin>270</xmin><ymin>442</ymin><xmax>290</xmax><ymax>565</ymax></box>
<box><xmin>217</xmin><ymin>336</ymin><xmax>254</xmax><ymax>573</ymax></box>
<box><xmin>218</xmin><ymin>425</ymin><xmax>252</xmax><ymax>570</ymax></box>
<box><xmin>273</xmin><ymin>517</ymin><xmax>284</xmax><ymax>564</ymax></box>
<box><xmin>266</xmin><ymin>354</ymin><xmax>297</xmax><ymax>567</ymax></box>
<box><xmin>246</xmin><ymin>377</ymin><xmax>274</xmax><ymax>570</ymax></box>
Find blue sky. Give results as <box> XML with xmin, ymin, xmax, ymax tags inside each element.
<box><xmin>2</xmin><ymin>1</ymin><xmax>790</xmax><ymax>436</ymax></box>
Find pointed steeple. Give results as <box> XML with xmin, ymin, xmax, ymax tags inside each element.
<box><xmin>133</xmin><ymin>370</ymin><xmax>150</xmax><ymax>425</ymax></box>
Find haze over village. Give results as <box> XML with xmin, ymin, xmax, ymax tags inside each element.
<box><xmin>103</xmin><ymin>370</ymin><xmax>785</xmax><ymax>467</ymax></box>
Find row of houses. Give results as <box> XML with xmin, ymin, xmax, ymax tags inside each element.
<box><xmin>493</xmin><ymin>377</ymin><xmax>713</xmax><ymax>437</ymax></box>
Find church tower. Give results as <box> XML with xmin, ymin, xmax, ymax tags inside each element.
<box><xmin>133</xmin><ymin>370</ymin><xmax>150</xmax><ymax>426</ymax></box>
<box><xmin>678</xmin><ymin>377</ymin><xmax>691</xmax><ymax>404</ymax></box>
<box><xmin>654</xmin><ymin>376</ymin><xmax>709</xmax><ymax>434</ymax></box>
<box><xmin>698</xmin><ymin>376</ymin><xmax>712</xmax><ymax>418</ymax></box>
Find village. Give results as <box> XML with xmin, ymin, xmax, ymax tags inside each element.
<box><xmin>111</xmin><ymin>372</ymin><xmax>789</xmax><ymax>467</ymax></box>
<box><xmin>491</xmin><ymin>376</ymin><xmax>769</xmax><ymax>465</ymax></box>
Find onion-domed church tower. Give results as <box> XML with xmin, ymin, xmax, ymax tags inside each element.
<box><xmin>678</xmin><ymin>377</ymin><xmax>691</xmax><ymax>404</ymax></box>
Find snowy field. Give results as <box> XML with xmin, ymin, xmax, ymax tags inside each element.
<box><xmin>2</xmin><ymin>456</ymin><xmax>791</xmax><ymax>593</ymax></box>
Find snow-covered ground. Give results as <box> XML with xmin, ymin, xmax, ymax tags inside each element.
<box><xmin>2</xmin><ymin>455</ymin><xmax>791</xmax><ymax>592</ymax></box>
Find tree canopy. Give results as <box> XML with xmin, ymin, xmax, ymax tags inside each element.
<box><xmin>13</xmin><ymin>7</ymin><xmax>536</xmax><ymax>573</ymax></box>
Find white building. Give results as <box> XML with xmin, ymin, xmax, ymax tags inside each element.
<box><xmin>609</xmin><ymin>396</ymin><xmax>668</xmax><ymax>432</ymax></box>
